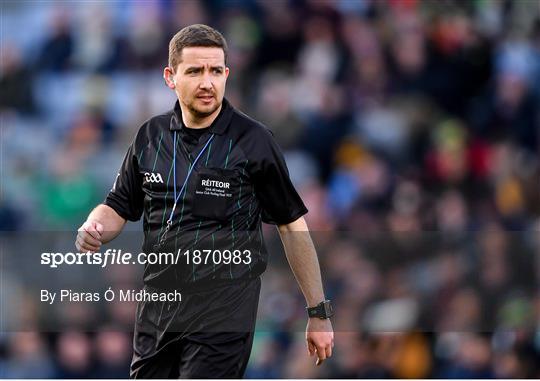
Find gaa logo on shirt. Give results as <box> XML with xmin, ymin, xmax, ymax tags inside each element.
<box><xmin>144</xmin><ymin>172</ymin><xmax>164</xmax><ymax>184</ymax></box>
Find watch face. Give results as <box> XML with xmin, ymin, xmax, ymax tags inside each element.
<box><xmin>307</xmin><ymin>301</ymin><xmax>333</xmax><ymax>318</ymax></box>
<box><xmin>323</xmin><ymin>301</ymin><xmax>333</xmax><ymax>317</ymax></box>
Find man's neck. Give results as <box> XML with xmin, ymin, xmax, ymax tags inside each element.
<box><xmin>180</xmin><ymin>102</ymin><xmax>223</xmax><ymax>129</ymax></box>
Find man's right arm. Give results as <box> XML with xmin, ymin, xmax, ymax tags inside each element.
<box><xmin>78</xmin><ymin>128</ymin><xmax>145</xmax><ymax>251</ymax></box>
<box><xmin>75</xmin><ymin>204</ymin><xmax>126</xmax><ymax>252</ymax></box>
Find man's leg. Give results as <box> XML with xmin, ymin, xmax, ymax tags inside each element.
<box><xmin>177</xmin><ymin>277</ymin><xmax>261</xmax><ymax>378</ymax></box>
<box><xmin>130</xmin><ymin>339</ymin><xmax>180</xmax><ymax>379</ymax></box>
<box><xmin>177</xmin><ymin>331</ymin><xmax>255</xmax><ymax>379</ymax></box>
<box><xmin>130</xmin><ymin>299</ymin><xmax>183</xmax><ymax>379</ymax></box>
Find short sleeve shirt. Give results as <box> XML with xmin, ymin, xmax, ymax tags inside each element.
<box><xmin>105</xmin><ymin>98</ymin><xmax>307</xmax><ymax>290</ymax></box>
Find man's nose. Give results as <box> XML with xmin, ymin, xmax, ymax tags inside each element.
<box><xmin>199</xmin><ymin>73</ymin><xmax>212</xmax><ymax>90</ymax></box>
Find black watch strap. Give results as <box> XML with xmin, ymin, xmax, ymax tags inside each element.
<box><xmin>306</xmin><ymin>300</ymin><xmax>334</xmax><ymax>319</ymax></box>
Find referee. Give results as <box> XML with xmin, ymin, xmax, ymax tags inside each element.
<box><xmin>76</xmin><ymin>24</ymin><xmax>334</xmax><ymax>378</ymax></box>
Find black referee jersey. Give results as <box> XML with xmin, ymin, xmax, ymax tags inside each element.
<box><xmin>104</xmin><ymin>97</ymin><xmax>308</xmax><ymax>290</ymax></box>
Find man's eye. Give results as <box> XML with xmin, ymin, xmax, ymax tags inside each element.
<box><xmin>213</xmin><ymin>68</ymin><xmax>223</xmax><ymax>74</ymax></box>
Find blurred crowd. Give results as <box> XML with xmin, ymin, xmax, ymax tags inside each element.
<box><xmin>1</xmin><ymin>0</ymin><xmax>540</xmax><ymax>378</ymax></box>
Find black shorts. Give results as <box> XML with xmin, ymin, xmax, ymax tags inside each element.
<box><xmin>130</xmin><ymin>277</ymin><xmax>261</xmax><ymax>379</ymax></box>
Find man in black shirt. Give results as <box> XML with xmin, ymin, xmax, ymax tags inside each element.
<box><xmin>76</xmin><ymin>24</ymin><xmax>333</xmax><ymax>378</ymax></box>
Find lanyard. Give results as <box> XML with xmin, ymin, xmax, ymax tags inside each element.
<box><xmin>154</xmin><ymin>130</ymin><xmax>215</xmax><ymax>250</ymax></box>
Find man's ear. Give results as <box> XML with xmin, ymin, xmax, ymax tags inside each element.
<box><xmin>163</xmin><ymin>67</ymin><xmax>176</xmax><ymax>89</ymax></box>
<box><xmin>225</xmin><ymin>66</ymin><xmax>230</xmax><ymax>79</ymax></box>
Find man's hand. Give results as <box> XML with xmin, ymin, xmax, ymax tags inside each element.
<box><xmin>306</xmin><ymin>317</ymin><xmax>334</xmax><ymax>366</ymax></box>
<box><xmin>76</xmin><ymin>220</ymin><xmax>104</xmax><ymax>253</ymax></box>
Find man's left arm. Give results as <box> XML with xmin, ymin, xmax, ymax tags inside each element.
<box><xmin>277</xmin><ymin>216</ymin><xmax>334</xmax><ymax>366</ymax></box>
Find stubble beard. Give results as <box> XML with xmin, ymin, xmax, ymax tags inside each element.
<box><xmin>187</xmin><ymin>98</ymin><xmax>221</xmax><ymax>119</ymax></box>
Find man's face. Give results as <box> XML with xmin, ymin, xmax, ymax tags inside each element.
<box><xmin>168</xmin><ymin>47</ymin><xmax>229</xmax><ymax>119</ymax></box>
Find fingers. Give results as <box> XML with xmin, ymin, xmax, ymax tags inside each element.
<box><xmin>83</xmin><ymin>220</ymin><xmax>102</xmax><ymax>241</ymax></box>
<box><xmin>93</xmin><ymin>221</ymin><xmax>104</xmax><ymax>235</ymax></box>
<box><xmin>79</xmin><ymin>230</ymin><xmax>102</xmax><ymax>248</ymax></box>
<box><xmin>76</xmin><ymin>234</ymin><xmax>100</xmax><ymax>252</ymax></box>
<box><xmin>325</xmin><ymin>343</ymin><xmax>332</xmax><ymax>359</ymax></box>
<box><xmin>315</xmin><ymin>344</ymin><xmax>327</xmax><ymax>365</ymax></box>
<box><xmin>76</xmin><ymin>220</ymin><xmax>103</xmax><ymax>252</ymax></box>
<box><xmin>307</xmin><ymin>339</ymin><xmax>316</xmax><ymax>356</ymax></box>
<box><xmin>315</xmin><ymin>342</ymin><xmax>333</xmax><ymax>366</ymax></box>
<box><xmin>307</xmin><ymin>331</ymin><xmax>334</xmax><ymax>366</ymax></box>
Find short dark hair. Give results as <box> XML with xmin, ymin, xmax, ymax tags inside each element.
<box><xmin>168</xmin><ymin>24</ymin><xmax>228</xmax><ymax>71</ymax></box>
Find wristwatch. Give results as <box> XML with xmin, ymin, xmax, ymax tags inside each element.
<box><xmin>306</xmin><ymin>300</ymin><xmax>334</xmax><ymax>319</ymax></box>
